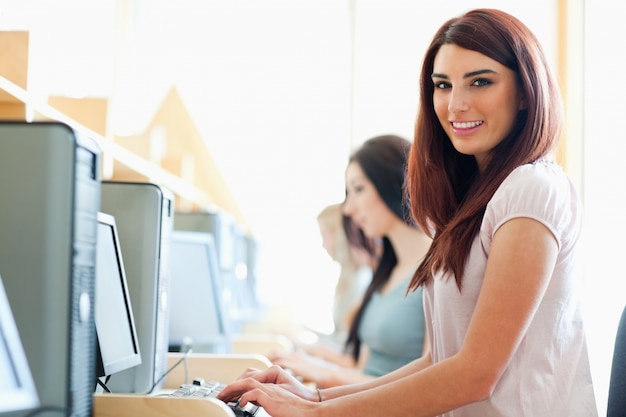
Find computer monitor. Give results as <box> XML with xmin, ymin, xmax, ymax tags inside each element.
<box><xmin>174</xmin><ymin>210</ymin><xmax>236</xmax><ymax>273</ymax></box>
<box><xmin>232</xmin><ymin>227</ymin><xmax>261</xmax><ymax>320</ymax></box>
<box><xmin>100</xmin><ymin>181</ymin><xmax>174</xmax><ymax>394</ymax></box>
<box><xmin>0</xmin><ymin>121</ymin><xmax>100</xmax><ymax>417</ymax></box>
<box><xmin>244</xmin><ymin>234</ymin><xmax>261</xmax><ymax>311</ymax></box>
<box><xmin>168</xmin><ymin>230</ymin><xmax>230</xmax><ymax>353</ymax></box>
<box><xmin>0</xmin><ymin>274</ymin><xmax>39</xmax><ymax>416</ymax></box>
<box><xmin>95</xmin><ymin>212</ymin><xmax>142</xmax><ymax>378</ymax></box>
<box><xmin>174</xmin><ymin>210</ymin><xmax>242</xmax><ymax>330</ymax></box>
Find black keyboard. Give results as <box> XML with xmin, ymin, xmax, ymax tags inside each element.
<box><xmin>169</xmin><ymin>378</ymin><xmax>259</xmax><ymax>417</ymax></box>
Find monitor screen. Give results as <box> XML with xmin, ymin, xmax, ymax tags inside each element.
<box><xmin>0</xmin><ymin>275</ymin><xmax>39</xmax><ymax>414</ymax></box>
<box><xmin>168</xmin><ymin>230</ymin><xmax>229</xmax><ymax>352</ymax></box>
<box><xmin>95</xmin><ymin>212</ymin><xmax>142</xmax><ymax>377</ymax></box>
<box><xmin>174</xmin><ymin>211</ymin><xmax>236</xmax><ymax>272</ymax></box>
<box><xmin>100</xmin><ymin>182</ymin><xmax>173</xmax><ymax>394</ymax></box>
<box><xmin>231</xmin><ymin>228</ymin><xmax>260</xmax><ymax>319</ymax></box>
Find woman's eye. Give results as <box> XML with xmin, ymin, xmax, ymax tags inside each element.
<box><xmin>434</xmin><ymin>81</ymin><xmax>451</xmax><ymax>89</ymax></box>
<box><xmin>472</xmin><ymin>78</ymin><xmax>492</xmax><ymax>87</ymax></box>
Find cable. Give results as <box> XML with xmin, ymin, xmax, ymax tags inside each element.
<box><xmin>93</xmin><ymin>348</ymin><xmax>192</xmax><ymax>395</ymax></box>
<box><xmin>147</xmin><ymin>347</ymin><xmax>193</xmax><ymax>393</ymax></box>
<box><xmin>96</xmin><ymin>377</ymin><xmax>112</xmax><ymax>393</ymax></box>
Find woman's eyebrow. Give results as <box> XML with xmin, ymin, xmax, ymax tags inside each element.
<box><xmin>431</xmin><ymin>68</ymin><xmax>496</xmax><ymax>79</ymax></box>
<box><xmin>464</xmin><ymin>68</ymin><xmax>496</xmax><ymax>78</ymax></box>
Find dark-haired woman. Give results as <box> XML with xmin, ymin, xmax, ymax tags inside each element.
<box><xmin>269</xmin><ymin>134</ymin><xmax>431</xmax><ymax>387</ymax></box>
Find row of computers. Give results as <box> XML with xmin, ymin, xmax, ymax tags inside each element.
<box><xmin>0</xmin><ymin>121</ymin><xmax>260</xmax><ymax>417</ymax></box>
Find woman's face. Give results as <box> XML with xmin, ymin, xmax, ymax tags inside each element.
<box><xmin>431</xmin><ymin>44</ymin><xmax>525</xmax><ymax>172</ymax></box>
<box><xmin>342</xmin><ymin>161</ymin><xmax>396</xmax><ymax>239</ymax></box>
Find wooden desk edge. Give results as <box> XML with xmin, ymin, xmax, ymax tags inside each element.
<box><xmin>93</xmin><ymin>392</ymin><xmax>236</xmax><ymax>417</ymax></box>
<box><xmin>164</xmin><ymin>352</ymin><xmax>273</xmax><ymax>388</ymax></box>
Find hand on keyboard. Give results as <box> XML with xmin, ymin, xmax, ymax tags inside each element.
<box><xmin>170</xmin><ymin>378</ymin><xmax>259</xmax><ymax>417</ymax></box>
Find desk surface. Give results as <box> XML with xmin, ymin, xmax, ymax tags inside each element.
<box><xmin>93</xmin><ymin>353</ymin><xmax>274</xmax><ymax>417</ymax></box>
<box><xmin>93</xmin><ymin>393</ymin><xmax>236</xmax><ymax>417</ymax></box>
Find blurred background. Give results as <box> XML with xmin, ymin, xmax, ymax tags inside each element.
<box><xmin>0</xmin><ymin>1</ymin><xmax>623</xmax><ymax>414</ymax></box>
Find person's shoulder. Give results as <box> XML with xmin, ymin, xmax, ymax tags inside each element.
<box><xmin>499</xmin><ymin>159</ymin><xmax>576</xmax><ymax>199</ymax></box>
<box><xmin>487</xmin><ymin>159</ymin><xmax>582</xmax><ymax>242</ymax></box>
<box><xmin>506</xmin><ymin>159</ymin><xmax>568</xmax><ymax>185</ymax></box>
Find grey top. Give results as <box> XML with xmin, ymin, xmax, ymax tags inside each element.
<box><xmin>359</xmin><ymin>274</ymin><xmax>425</xmax><ymax>377</ymax></box>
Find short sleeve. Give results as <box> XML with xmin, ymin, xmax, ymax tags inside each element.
<box><xmin>480</xmin><ymin>160</ymin><xmax>582</xmax><ymax>254</ymax></box>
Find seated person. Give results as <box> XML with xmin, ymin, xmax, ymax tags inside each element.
<box><xmin>288</xmin><ymin>203</ymin><xmax>376</xmax><ymax>368</ymax></box>
<box><xmin>269</xmin><ymin>135</ymin><xmax>432</xmax><ymax>387</ymax></box>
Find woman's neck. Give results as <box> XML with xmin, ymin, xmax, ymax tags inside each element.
<box><xmin>388</xmin><ymin>222</ymin><xmax>431</xmax><ymax>265</ymax></box>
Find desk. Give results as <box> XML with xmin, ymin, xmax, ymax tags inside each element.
<box><xmin>231</xmin><ymin>334</ymin><xmax>294</xmax><ymax>357</ymax></box>
<box><xmin>163</xmin><ymin>352</ymin><xmax>272</xmax><ymax>388</ymax></box>
<box><xmin>93</xmin><ymin>393</ymin><xmax>235</xmax><ymax>417</ymax></box>
<box><xmin>93</xmin><ymin>352</ymin><xmax>272</xmax><ymax>417</ymax></box>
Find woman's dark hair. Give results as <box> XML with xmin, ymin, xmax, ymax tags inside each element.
<box><xmin>406</xmin><ymin>8</ymin><xmax>563</xmax><ymax>291</ymax></box>
<box><xmin>343</xmin><ymin>134</ymin><xmax>413</xmax><ymax>361</ymax></box>
<box><xmin>342</xmin><ymin>214</ymin><xmax>379</xmax><ymax>260</ymax></box>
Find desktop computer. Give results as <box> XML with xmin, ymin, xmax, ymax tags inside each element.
<box><xmin>174</xmin><ymin>210</ymin><xmax>243</xmax><ymax>330</ymax></box>
<box><xmin>100</xmin><ymin>181</ymin><xmax>174</xmax><ymax>394</ymax></box>
<box><xmin>233</xmin><ymin>229</ymin><xmax>261</xmax><ymax>319</ymax></box>
<box><xmin>0</xmin><ymin>121</ymin><xmax>100</xmax><ymax>417</ymax></box>
<box><xmin>174</xmin><ymin>210</ymin><xmax>237</xmax><ymax>272</ymax></box>
<box><xmin>168</xmin><ymin>230</ymin><xmax>230</xmax><ymax>353</ymax></box>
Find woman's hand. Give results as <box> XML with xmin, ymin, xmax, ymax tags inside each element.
<box><xmin>217</xmin><ymin>365</ymin><xmax>319</xmax><ymax>403</ymax></box>
<box><xmin>269</xmin><ymin>350</ymin><xmax>339</xmax><ymax>387</ymax></box>
<box><xmin>224</xmin><ymin>379</ymin><xmax>322</xmax><ymax>417</ymax></box>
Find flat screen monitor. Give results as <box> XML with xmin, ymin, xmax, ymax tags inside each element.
<box><xmin>100</xmin><ymin>181</ymin><xmax>173</xmax><ymax>394</ymax></box>
<box><xmin>174</xmin><ymin>210</ymin><xmax>236</xmax><ymax>272</ymax></box>
<box><xmin>0</xmin><ymin>275</ymin><xmax>39</xmax><ymax>415</ymax></box>
<box><xmin>95</xmin><ymin>212</ymin><xmax>142</xmax><ymax>378</ymax></box>
<box><xmin>174</xmin><ymin>211</ymin><xmax>242</xmax><ymax>331</ymax></box>
<box><xmin>230</xmin><ymin>228</ymin><xmax>260</xmax><ymax>321</ymax></box>
<box><xmin>168</xmin><ymin>230</ymin><xmax>230</xmax><ymax>353</ymax></box>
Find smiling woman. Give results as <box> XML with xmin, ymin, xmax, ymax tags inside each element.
<box><xmin>4</xmin><ymin>2</ymin><xmax>616</xmax><ymax>413</ymax></box>
<box><xmin>215</xmin><ymin>9</ymin><xmax>597</xmax><ymax>417</ymax></box>
<box><xmin>431</xmin><ymin>45</ymin><xmax>526</xmax><ymax>170</ymax></box>
<box><xmin>0</xmin><ymin>1</ymin><xmax>565</xmax><ymax>340</ymax></box>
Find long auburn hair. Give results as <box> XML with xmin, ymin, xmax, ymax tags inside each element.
<box><xmin>342</xmin><ymin>135</ymin><xmax>413</xmax><ymax>361</ymax></box>
<box><xmin>406</xmin><ymin>9</ymin><xmax>563</xmax><ymax>291</ymax></box>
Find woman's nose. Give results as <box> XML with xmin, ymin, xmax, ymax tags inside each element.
<box><xmin>342</xmin><ymin>198</ymin><xmax>353</xmax><ymax>216</ymax></box>
<box><xmin>448</xmin><ymin>88</ymin><xmax>469</xmax><ymax>113</ymax></box>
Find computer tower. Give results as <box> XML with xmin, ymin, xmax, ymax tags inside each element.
<box><xmin>100</xmin><ymin>181</ymin><xmax>173</xmax><ymax>394</ymax></box>
<box><xmin>0</xmin><ymin>121</ymin><xmax>100</xmax><ymax>417</ymax></box>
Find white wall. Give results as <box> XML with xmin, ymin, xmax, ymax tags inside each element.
<box><xmin>349</xmin><ymin>0</ymin><xmax>557</xmax><ymax>147</ymax></box>
<box><xmin>582</xmin><ymin>2</ymin><xmax>626</xmax><ymax>415</ymax></box>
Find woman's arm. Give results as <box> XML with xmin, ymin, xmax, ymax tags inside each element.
<box><xmin>269</xmin><ymin>348</ymin><xmax>374</xmax><ymax>388</ymax></box>
<box><xmin>299</xmin><ymin>343</ymin><xmax>356</xmax><ymax>368</ymax></box>
<box><xmin>219</xmin><ymin>218</ymin><xmax>558</xmax><ymax>417</ymax></box>
<box><xmin>318</xmin><ymin>351</ymin><xmax>431</xmax><ymax>400</ymax></box>
<box><xmin>315</xmin><ymin>217</ymin><xmax>559</xmax><ymax>416</ymax></box>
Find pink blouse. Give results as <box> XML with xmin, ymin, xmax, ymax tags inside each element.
<box><xmin>423</xmin><ymin>160</ymin><xmax>598</xmax><ymax>417</ymax></box>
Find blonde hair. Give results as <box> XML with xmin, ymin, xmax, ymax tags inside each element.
<box><xmin>317</xmin><ymin>203</ymin><xmax>368</xmax><ymax>331</ymax></box>
<box><xmin>317</xmin><ymin>203</ymin><xmax>354</xmax><ymax>268</ymax></box>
